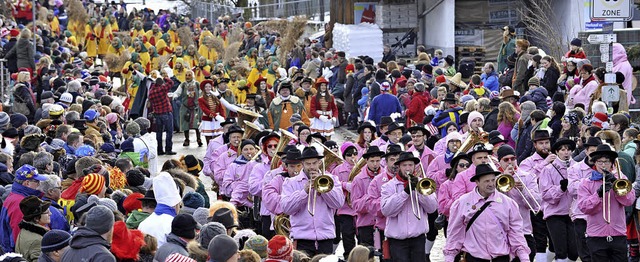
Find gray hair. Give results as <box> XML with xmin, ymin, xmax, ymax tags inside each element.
<box><xmin>37</xmin><ymin>175</ymin><xmax>61</xmax><ymax>194</ymax></box>
<box><xmin>65</xmin><ymin>111</ymin><xmax>80</xmax><ymax>124</ymax></box>
<box><xmin>33</xmin><ymin>152</ymin><xmax>53</xmax><ymax>171</ymax></box>
<box><xmin>591</xmin><ymin>101</ymin><xmax>607</xmax><ymax>114</ymax></box>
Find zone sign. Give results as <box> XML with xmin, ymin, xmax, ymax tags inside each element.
<box><xmin>590</xmin><ymin>0</ymin><xmax>633</xmax><ymax>22</ymax></box>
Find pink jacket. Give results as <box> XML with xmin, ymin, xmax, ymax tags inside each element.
<box><xmin>433</xmin><ymin>138</ymin><xmax>447</xmax><ymax>156</ymax></box>
<box><xmin>381</xmin><ymin>176</ymin><xmax>437</xmax><ymax>239</ymax></box>
<box><xmin>212</xmin><ymin>145</ymin><xmax>237</xmax><ymax>189</ymax></box>
<box><xmin>367</xmin><ymin>170</ymin><xmax>394</xmax><ymax>230</ymax></box>
<box><xmin>577</xmin><ymin>173</ymin><xmax>635</xmax><ymax>237</ymax></box>
<box><xmin>612</xmin><ymin>43</ymin><xmax>635</xmax><ymax>105</ymax></box>
<box><xmin>538</xmin><ymin>159</ymin><xmax>573</xmax><ymax>218</ymax></box>
<box><xmin>223</xmin><ymin>159</ymin><xmax>257</xmax><ymax>207</ymax></box>
<box><xmin>351</xmin><ymin>169</ymin><xmax>377</xmax><ymax>227</ymax></box>
<box><xmin>451</xmin><ymin>164</ymin><xmax>478</xmax><ymax>200</ymax></box>
<box><xmin>567</xmin><ymin>159</ymin><xmax>592</xmax><ymax>221</ymax></box>
<box><xmin>281</xmin><ymin>171</ymin><xmax>345</xmax><ymax>240</ymax></box>
<box><xmin>248</xmin><ymin>155</ymin><xmax>272</xmax><ymax>215</ymax></box>
<box><xmin>518</xmin><ymin>153</ymin><xmax>547</xmax><ymax>179</ymax></box>
<box><xmin>426</xmin><ymin>155</ymin><xmax>449</xmax><ymax>187</ymax></box>
<box><xmin>262</xmin><ymin>167</ymin><xmax>286</xmax><ymax>216</ymax></box>
<box><xmin>408</xmin><ymin>145</ymin><xmax>436</xmax><ymax>170</ymax></box>
<box><xmin>331</xmin><ymin>161</ymin><xmax>356</xmax><ymax>216</ymax></box>
<box><xmin>444</xmin><ymin>190</ymin><xmax>531</xmax><ymax>262</ymax></box>
<box><xmin>505</xmin><ymin>169</ymin><xmax>541</xmax><ymax>235</ymax></box>
<box><xmin>203</xmin><ymin>135</ymin><xmax>225</xmax><ymax>178</ymax></box>
<box><xmin>437</xmin><ymin>179</ymin><xmax>455</xmax><ymax>217</ymax></box>
<box><xmin>370</xmin><ymin>137</ymin><xmax>388</xmax><ymax>152</ymax></box>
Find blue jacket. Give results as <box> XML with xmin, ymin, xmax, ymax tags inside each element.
<box><xmin>368</xmin><ymin>93</ymin><xmax>402</xmax><ymax>125</ymax></box>
<box><xmin>481</xmin><ymin>71</ymin><xmax>500</xmax><ymax>93</ymax></box>
<box><xmin>432</xmin><ymin>106</ymin><xmax>464</xmax><ymax>137</ymax></box>
<box><xmin>1</xmin><ymin>182</ymin><xmax>42</xmax><ymax>252</ymax></box>
<box><xmin>0</xmin><ymin>163</ymin><xmax>13</xmax><ymax>186</ymax></box>
<box><xmin>42</xmin><ymin>197</ymin><xmax>70</xmax><ymax>232</ymax></box>
<box><xmin>63</xmin><ymin>143</ymin><xmax>75</xmax><ymax>155</ymax></box>
<box><xmin>519</xmin><ymin>87</ymin><xmax>549</xmax><ymax>112</ymax></box>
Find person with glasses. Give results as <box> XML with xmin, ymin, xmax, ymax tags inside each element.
<box><xmin>437</xmin><ymin>152</ymin><xmax>470</xmax><ymax>237</ymax></box>
<box><xmin>497</xmin><ymin>145</ymin><xmax>541</xmax><ymax>261</ymax></box>
<box><xmin>37</xmin><ymin>175</ymin><xmax>69</xmax><ymax>232</ymax></box>
<box><xmin>426</xmin><ymin>131</ymin><xmax>463</xmax><ymax>187</ymax></box>
<box><xmin>450</xmin><ymin>143</ymin><xmax>494</xmax><ymax>200</ymax></box>
<box><xmin>568</xmin><ymin>136</ymin><xmax>602</xmax><ymax>262</ymax></box>
<box><xmin>577</xmin><ymin>144</ymin><xmax>635</xmax><ymax>262</ymax></box>
<box><xmin>0</xmin><ymin>164</ymin><xmax>47</xmax><ymax>252</ymax></box>
<box><xmin>248</xmin><ymin>132</ymin><xmax>280</xmax><ymax>239</ymax></box>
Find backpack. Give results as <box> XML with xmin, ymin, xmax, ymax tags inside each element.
<box><xmin>499</xmin><ymin>68</ymin><xmax>514</xmax><ymax>87</ymax></box>
<box><xmin>119</xmin><ymin>138</ymin><xmax>149</xmax><ymax>168</ymax></box>
<box><xmin>458</xmin><ymin>58</ymin><xmax>476</xmax><ymax>78</ymax></box>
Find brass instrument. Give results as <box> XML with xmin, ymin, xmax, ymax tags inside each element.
<box><xmin>242</xmin><ymin>120</ymin><xmax>263</xmax><ymax>140</ymax></box>
<box><xmin>312</xmin><ymin>142</ymin><xmax>345</xmax><ymax>173</ymax></box>
<box><xmin>346</xmin><ymin>158</ymin><xmax>367</xmax><ymax>207</ymax></box>
<box><xmin>454</xmin><ymin>128</ymin><xmax>489</xmax><ymax>158</ymax></box>
<box><xmin>250</xmin><ymin>147</ymin><xmax>262</xmax><ymax>161</ymax></box>
<box><xmin>271</xmin><ymin>129</ymin><xmax>296</xmax><ymax>169</ymax></box>
<box><xmin>307</xmin><ymin>171</ymin><xmax>334</xmax><ymax>216</ymax></box>
<box><xmin>603</xmin><ymin>159</ymin><xmax>632</xmax><ymax>223</ymax></box>
<box><xmin>495</xmin><ymin>166</ymin><xmax>542</xmax><ymax>214</ymax></box>
<box><xmin>237</xmin><ymin>108</ymin><xmax>262</xmax><ymax>129</ymax></box>
<box><xmin>274</xmin><ymin>214</ymin><xmax>291</xmax><ymax>237</ymax></box>
<box><xmin>408</xmin><ymin>161</ymin><xmax>436</xmax><ymax>220</ymax></box>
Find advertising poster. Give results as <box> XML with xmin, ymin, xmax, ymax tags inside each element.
<box><xmin>354</xmin><ymin>2</ymin><xmax>376</xmax><ymax>24</ymax></box>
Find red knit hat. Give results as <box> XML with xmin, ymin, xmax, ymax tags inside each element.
<box><xmin>592</xmin><ymin>112</ymin><xmax>608</xmax><ymax>128</ymax></box>
<box><xmin>436</xmin><ymin>75</ymin><xmax>446</xmax><ymax>84</ymax></box>
<box><xmin>346</xmin><ymin>64</ymin><xmax>355</xmax><ymax>73</ymax></box>
<box><xmin>81</xmin><ymin>173</ymin><xmax>105</xmax><ymax>195</ymax></box>
<box><xmin>267</xmin><ymin>235</ymin><xmax>293</xmax><ymax>261</ymax></box>
<box><xmin>10</xmin><ymin>29</ymin><xmax>19</xmax><ymax>37</ymax></box>
<box><xmin>111</xmin><ymin>221</ymin><xmax>146</xmax><ymax>260</ymax></box>
<box><xmin>123</xmin><ymin>193</ymin><xmax>144</xmax><ymax>215</ymax></box>
<box><xmin>431</xmin><ymin>99</ymin><xmax>440</xmax><ymax>105</ymax></box>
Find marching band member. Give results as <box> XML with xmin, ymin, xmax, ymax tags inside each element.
<box><xmin>444</xmin><ymin>163</ymin><xmax>531</xmax><ymax>262</ymax></box>
<box><xmin>211</xmin><ymin>125</ymin><xmax>244</xmax><ymax>200</ymax></box>
<box><xmin>280</xmin><ymin>147</ymin><xmax>345</xmax><ymax>256</ymax></box>
<box><xmin>578</xmin><ymin>144</ymin><xmax>635</xmax><ymax>262</ymax></box>
<box><xmin>437</xmin><ymin>153</ymin><xmax>471</xmax><ymax>235</ymax></box>
<box><xmin>263</xmin><ymin>146</ymin><xmax>302</xmax><ymax>236</ymax></box>
<box><xmin>370</xmin><ymin>116</ymin><xmax>393</xmax><ymax>150</ymax></box>
<box><xmin>203</xmin><ymin>118</ymin><xmax>236</xmax><ymax>177</ymax></box>
<box><xmin>351</xmin><ymin>146</ymin><xmax>385</xmax><ymax>247</ymax></box>
<box><xmin>198</xmin><ymin>79</ymin><xmax>226</xmax><ymax>145</ymax></box>
<box><xmin>426</xmin><ymin>131</ymin><xmax>463</xmax><ymax>187</ymax></box>
<box><xmin>246</xmin><ymin>132</ymin><xmax>281</xmax><ymax>239</ymax></box>
<box><xmin>310</xmin><ymin>77</ymin><xmax>339</xmax><ymax>139</ymax></box>
<box><xmin>222</xmin><ymin>139</ymin><xmax>259</xmax><ymax>229</ymax></box>
<box><xmin>568</xmin><ymin>137</ymin><xmax>603</xmax><ymax>262</ymax></box>
<box><xmin>366</xmin><ymin>144</ymin><xmax>402</xmax><ymax>258</ymax></box>
<box><xmin>451</xmin><ymin>143</ymin><xmax>493</xmax><ymax>199</ymax></box>
<box><xmin>379</xmin><ymin>122</ymin><xmax>404</xmax><ymax>153</ymax></box>
<box><xmin>354</xmin><ymin>121</ymin><xmax>377</xmax><ymax>158</ymax></box>
<box><xmin>381</xmin><ymin>152</ymin><xmax>437</xmax><ymax>261</ymax></box>
<box><xmin>330</xmin><ymin>142</ymin><xmax>359</xmax><ymax>257</ymax></box>
<box><xmin>538</xmin><ymin>138</ymin><xmax>579</xmax><ymax>261</ymax></box>
<box><xmin>496</xmin><ymin>145</ymin><xmax>541</xmax><ymax>261</ymax></box>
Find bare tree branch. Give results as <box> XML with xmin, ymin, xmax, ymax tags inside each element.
<box><xmin>517</xmin><ymin>0</ymin><xmax>564</xmax><ymax>59</ymax></box>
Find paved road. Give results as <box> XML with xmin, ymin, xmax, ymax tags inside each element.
<box><xmin>156</xmin><ymin>127</ymin><xmax>446</xmax><ymax>260</ymax></box>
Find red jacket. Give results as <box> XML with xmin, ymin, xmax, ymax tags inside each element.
<box><xmin>309</xmin><ymin>94</ymin><xmax>339</xmax><ymax>118</ymax></box>
<box><xmin>198</xmin><ymin>96</ymin><xmax>226</xmax><ymax>121</ymax></box>
<box><xmin>405</xmin><ymin>91</ymin><xmax>430</xmax><ymax>126</ymax></box>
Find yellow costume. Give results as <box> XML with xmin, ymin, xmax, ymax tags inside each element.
<box><xmin>199</xmin><ymin>30</ymin><xmax>213</xmax><ymax>45</ymax></box>
<box><xmin>246</xmin><ymin>67</ymin><xmax>268</xmax><ymax>93</ymax></box>
<box><xmin>49</xmin><ymin>17</ymin><xmax>60</xmax><ymax>36</ymax></box>
<box><xmin>84</xmin><ymin>24</ymin><xmax>98</xmax><ymax>57</ymax></box>
<box><xmin>173</xmin><ymin>68</ymin><xmax>186</xmax><ymax>83</ymax></box>
<box><xmin>145</xmin><ymin>30</ymin><xmax>162</xmax><ymax>46</ymax></box>
<box><xmin>95</xmin><ymin>23</ymin><xmax>113</xmax><ymax>56</ymax></box>
<box><xmin>198</xmin><ymin>45</ymin><xmax>218</xmax><ymax>63</ymax></box>
<box><xmin>168</xmin><ymin>29</ymin><xmax>180</xmax><ymax>48</ymax></box>
<box><xmin>156</xmin><ymin>39</ymin><xmax>172</xmax><ymax>56</ymax></box>
<box><xmin>193</xmin><ymin>65</ymin><xmax>211</xmax><ymax>83</ymax></box>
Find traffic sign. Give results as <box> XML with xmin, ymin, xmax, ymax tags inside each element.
<box><xmin>605</xmin><ymin>73</ymin><xmax>616</xmax><ymax>84</ymax></box>
<box><xmin>591</xmin><ymin>0</ymin><xmax>633</xmax><ymax>22</ymax></box>
<box><xmin>601</xmin><ymin>85</ymin><xmax>620</xmax><ymax>103</ymax></box>
<box><xmin>587</xmin><ymin>34</ymin><xmax>616</xmax><ymax>44</ymax></box>
<box><xmin>601</xmin><ymin>53</ymin><xmax>610</xmax><ymax>62</ymax></box>
<box><xmin>599</xmin><ymin>44</ymin><xmax>610</xmax><ymax>53</ymax></box>
<box><xmin>606</xmin><ymin>62</ymin><xmax>614</xmax><ymax>72</ymax></box>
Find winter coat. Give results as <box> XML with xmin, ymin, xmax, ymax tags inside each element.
<box><xmin>2</xmin><ymin>39</ymin><xmax>18</xmax><ymax>73</ymax></box>
<box><xmin>60</xmin><ymin>227</ymin><xmax>116</xmax><ymax>262</ymax></box>
<box><xmin>344</xmin><ymin>73</ymin><xmax>356</xmax><ymax>113</ymax></box>
<box><xmin>125</xmin><ymin>210</ymin><xmax>151</xmax><ymax>229</ymax></box>
<box><xmin>42</xmin><ymin>197</ymin><xmax>69</xmax><ymax>232</ymax></box>
<box><xmin>0</xmin><ymin>182</ymin><xmax>42</xmax><ymax>252</ymax></box>
<box><xmin>483</xmin><ymin>109</ymin><xmax>499</xmax><ymax>132</ymax></box>
<box><xmin>368</xmin><ymin>93</ymin><xmax>402</xmax><ymax>125</ymax></box>
<box><xmin>4</xmin><ymin>38</ymin><xmax>35</xmax><ymax>71</ymax></box>
<box><xmin>0</xmin><ymin>163</ymin><xmax>13</xmax><ymax>186</ymax></box>
<box><xmin>519</xmin><ymin>87</ymin><xmax>549</xmax><ymax>111</ymax></box>
<box><xmin>481</xmin><ymin>71</ymin><xmax>500</xmax><ymax>93</ymax></box>
<box><xmin>612</xmin><ymin>43</ymin><xmax>635</xmax><ymax>105</ymax></box>
<box><xmin>15</xmin><ymin>221</ymin><xmax>48</xmax><ymax>262</ymax></box>
<box><xmin>516</xmin><ymin>121</ymin><xmax>534</xmax><ymax>164</ymax></box>
<box><xmin>498</xmin><ymin>37</ymin><xmax>516</xmax><ymax>72</ymax></box>
<box><xmin>12</xmin><ymin>83</ymin><xmax>36</xmax><ymax>120</ymax></box>
<box><xmin>512</xmin><ymin>52</ymin><xmax>531</xmax><ymax>94</ymax></box>
<box><xmin>405</xmin><ymin>91</ymin><xmax>429</xmax><ymax>126</ymax></box>
<box><xmin>540</xmin><ymin>67</ymin><xmax>560</xmax><ymax>97</ymax></box>
<box><xmin>571</xmin><ymin>76</ymin><xmax>599</xmax><ymax>110</ymax></box>
<box><xmin>154</xmin><ymin>233</ymin><xmax>189</xmax><ymax>262</ymax></box>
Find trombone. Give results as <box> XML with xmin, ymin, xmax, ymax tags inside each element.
<box><xmin>408</xmin><ymin>161</ymin><xmax>436</xmax><ymax>220</ymax></box>
<box><xmin>603</xmin><ymin>159</ymin><xmax>632</xmax><ymax>223</ymax></box>
<box><xmin>495</xmin><ymin>165</ymin><xmax>541</xmax><ymax>214</ymax></box>
<box><xmin>307</xmin><ymin>169</ymin><xmax>334</xmax><ymax>216</ymax></box>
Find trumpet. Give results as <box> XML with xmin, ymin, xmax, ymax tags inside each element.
<box><xmin>408</xmin><ymin>162</ymin><xmax>436</xmax><ymax>220</ymax></box>
<box><xmin>274</xmin><ymin>214</ymin><xmax>291</xmax><ymax>237</ymax></box>
<box><xmin>495</xmin><ymin>166</ymin><xmax>541</xmax><ymax>214</ymax></box>
<box><xmin>307</xmin><ymin>171</ymin><xmax>334</xmax><ymax>216</ymax></box>
<box><xmin>603</xmin><ymin>159</ymin><xmax>632</xmax><ymax>223</ymax></box>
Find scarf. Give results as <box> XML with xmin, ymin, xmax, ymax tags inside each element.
<box><xmin>154</xmin><ymin>204</ymin><xmax>177</xmax><ymax>217</ymax></box>
<box><xmin>233</xmin><ymin>155</ymin><xmax>250</xmax><ymax>165</ymax></box>
<box><xmin>395</xmin><ymin>174</ymin><xmax>409</xmax><ymax>187</ymax></box>
<box><xmin>444</xmin><ymin>148</ymin><xmax>455</xmax><ymax>163</ymax></box>
<box><xmin>590</xmin><ymin>169</ymin><xmax>605</xmax><ymax>181</ymax></box>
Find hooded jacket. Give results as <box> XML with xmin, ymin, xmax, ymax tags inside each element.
<box><xmin>519</xmin><ymin>87</ymin><xmax>549</xmax><ymax>112</ymax></box>
<box><xmin>125</xmin><ymin>210</ymin><xmax>151</xmax><ymax>229</ymax></box>
<box><xmin>60</xmin><ymin>227</ymin><xmax>116</xmax><ymax>262</ymax></box>
<box><xmin>0</xmin><ymin>182</ymin><xmax>42</xmax><ymax>252</ymax></box>
<box><xmin>612</xmin><ymin>43</ymin><xmax>634</xmax><ymax>105</ymax></box>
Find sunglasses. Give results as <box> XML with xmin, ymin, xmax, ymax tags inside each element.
<box><xmin>502</xmin><ymin>156</ymin><xmax>517</xmax><ymax>162</ymax></box>
<box><xmin>266</xmin><ymin>144</ymin><xmax>278</xmax><ymax>149</ymax></box>
<box><xmin>458</xmin><ymin>163</ymin><xmax>469</xmax><ymax>168</ymax></box>
<box><xmin>345</xmin><ymin>152</ymin><xmax>356</xmax><ymax>157</ymax></box>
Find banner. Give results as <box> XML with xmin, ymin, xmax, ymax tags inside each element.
<box><xmin>354</xmin><ymin>2</ymin><xmax>377</xmax><ymax>24</ymax></box>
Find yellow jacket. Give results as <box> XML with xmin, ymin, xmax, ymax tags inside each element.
<box><xmin>156</xmin><ymin>39</ymin><xmax>172</xmax><ymax>56</ymax></box>
<box><xmin>95</xmin><ymin>24</ymin><xmax>112</xmax><ymax>56</ymax></box>
<box><xmin>246</xmin><ymin>68</ymin><xmax>268</xmax><ymax>93</ymax></box>
<box><xmin>173</xmin><ymin>68</ymin><xmax>186</xmax><ymax>83</ymax></box>
<box><xmin>49</xmin><ymin>17</ymin><xmax>60</xmax><ymax>35</ymax></box>
<box><xmin>84</xmin><ymin>24</ymin><xmax>98</xmax><ymax>57</ymax></box>
<box><xmin>198</xmin><ymin>45</ymin><xmax>218</xmax><ymax>63</ymax></box>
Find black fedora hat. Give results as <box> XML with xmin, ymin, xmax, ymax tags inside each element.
<box><xmin>137</xmin><ymin>190</ymin><xmax>156</xmax><ymax>201</ymax></box>
<box><xmin>488</xmin><ymin>130</ymin><xmax>507</xmax><ymax>145</ymax></box>
<box><xmin>209</xmin><ymin>208</ymin><xmax>238</xmax><ymax>229</ymax></box>
<box><xmin>468</xmin><ymin>143</ymin><xmax>492</xmax><ymax>157</ymax></box>
<box><xmin>221</xmin><ymin>117</ymin><xmax>237</xmax><ymax>126</ymax></box>
<box><xmin>277</xmin><ymin>144</ymin><xmax>298</xmax><ymax>157</ymax></box>
<box><xmin>362</xmin><ymin>146</ymin><xmax>385</xmax><ymax>159</ymax></box>
<box><xmin>407</xmin><ymin>124</ymin><xmax>429</xmax><ymax>136</ymax></box>
<box><xmin>443</xmin><ymin>93</ymin><xmax>457</xmax><ymax>103</ymax></box>
<box><xmin>450</xmin><ymin>153</ymin><xmax>471</xmax><ymax>169</ymax></box>
<box><xmin>298</xmin><ymin>146</ymin><xmax>324</xmax><ymax>160</ymax></box>
<box><xmin>260</xmin><ymin>132</ymin><xmax>281</xmax><ymax>145</ymax></box>
<box><xmin>378</xmin><ymin>116</ymin><xmax>393</xmax><ymax>127</ymax></box>
<box><xmin>306</xmin><ymin>132</ymin><xmax>327</xmax><ymax>144</ymax></box>
<box><xmin>385</xmin><ymin>122</ymin><xmax>405</xmax><ymax>135</ymax></box>
<box><xmin>225</xmin><ymin>125</ymin><xmax>244</xmax><ymax>136</ymax></box>
<box><xmin>253</xmin><ymin>130</ymin><xmax>271</xmax><ymax>145</ymax></box>
<box><xmin>394</xmin><ymin>151</ymin><xmax>420</xmax><ymax>166</ymax></box>
<box><xmin>551</xmin><ymin>138</ymin><xmax>576</xmax><ymax>153</ymax></box>
<box><xmin>357</xmin><ymin>121</ymin><xmax>376</xmax><ymax>134</ymax></box>
<box><xmin>470</xmin><ymin>163</ymin><xmax>501</xmax><ymax>182</ymax></box>
<box><xmin>589</xmin><ymin>144</ymin><xmax>618</xmax><ymax>161</ymax></box>
<box><xmin>383</xmin><ymin>144</ymin><xmax>403</xmax><ymax>158</ymax></box>
<box><xmin>532</xmin><ymin>129</ymin><xmax>552</xmax><ymax>142</ymax></box>
<box><xmin>184</xmin><ymin>155</ymin><xmax>203</xmax><ymax>175</ymax></box>
<box><xmin>282</xmin><ymin>148</ymin><xmax>302</xmax><ymax>164</ymax></box>
<box><xmin>246</xmin><ymin>93</ymin><xmax>258</xmax><ymax>100</ymax></box>
<box><xmin>584</xmin><ymin>137</ymin><xmax>602</xmax><ymax>147</ymax></box>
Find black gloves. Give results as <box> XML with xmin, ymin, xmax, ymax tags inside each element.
<box><xmin>560</xmin><ymin>179</ymin><xmax>568</xmax><ymax>192</ymax></box>
<box><xmin>404</xmin><ymin>176</ymin><xmax>419</xmax><ymax>194</ymax></box>
<box><xmin>597</xmin><ymin>182</ymin><xmax>613</xmax><ymax>197</ymax></box>
<box><xmin>605</xmin><ymin>173</ymin><xmax>617</xmax><ymax>183</ymax></box>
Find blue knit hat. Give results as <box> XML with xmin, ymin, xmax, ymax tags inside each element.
<box><xmin>182</xmin><ymin>192</ymin><xmax>205</xmax><ymax>209</ymax></box>
<box><xmin>41</xmin><ymin>230</ymin><xmax>72</xmax><ymax>253</ymax></box>
<box><xmin>75</xmin><ymin>145</ymin><xmax>96</xmax><ymax>157</ymax></box>
<box><xmin>10</xmin><ymin>113</ymin><xmax>27</xmax><ymax>128</ymax></box>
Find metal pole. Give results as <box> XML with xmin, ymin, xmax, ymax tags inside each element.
<box><xmin>33</xmin><ymin>0</ymin><xmax>37</xmax><ymax>52</ymax></box>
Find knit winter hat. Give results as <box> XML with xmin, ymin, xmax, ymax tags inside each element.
<box><xmin>123</xmin><ymin>193</ymin><xmax>144</xmax><ymax>215</ymax></box>
<box><xmin>267</xmin><ymin>235</ymin><xmax>293</xmax><ymax>260</ymax></box>
<box><xmin>208</xmin><ymin>235</ymin><xmax>239</xmax><ymax>262</ymax></box>
<box><xmin>171</xmin><ymin>214</ymin><xmax>200</xmax><ymax>240</ymax></box>
<box><xmin>244</xmin><ymin>235</ymin><xmax>268</xmax><ymax>259</ymax></box>
<box><xmin>528</xmin><ymin>77</ymin><xmax>540</xmax><ymax>87</ymax></box>
<box><xmin>182</xmin><ymin>192</ymin><xmax>205</xmax><ymax>209</ymax></box>
<box><xmin>380</xmin><ymin>82</ymin><xmax>390</xmax><ymax>91</ymax></box>
<box><xmin>105</xmin><ymin>113</ymin><xmax>119</xmax><ymax>124</ymax></box>
<box><xmin>126</xmin><ymin>169</ymin><xmax>146</xmax><ymax>187</ymax></box>
<box><xmin>125</xmin><ymin>121</ymin><xmax>141</xmax><ymax>136</ymax></box>
<box><xmin>41</xmin><ymin>230</ymin><xmax>72</xmax><ymax>253</ymax></box>
<box><xmin>446</xmin><ymin>131</ymin><xmax>463</xmax><ymax>144</ymax></box>
<box><xmin>75</xmin><ymin>145</ymin><xmax>96</xmax><ymax>157</ymax></box>
<box><xmin>192</xmin><ymin>207</ymin><xmax>210</xmax><ymax>226</ymax></box>
<box><xmin>133</xmin><ymin>117</ymin><xmax>151</xmax><ymax>134</ymax></box>
<box><xmin>85</xmin><ymin>205</ymin><xmax>115</xmax><ymax>235</ymax></box>
<box><xmin>592</xmin><ymin>112</ymin><xmax>608</xmax><ymax>128</ymax></box>
<box><xmin>81</xmin><ymin>173</ymin><xmax>106</xmax><ymax>195</ymax></box>
<box><xmin>497</xmin><ymin>145</ymin><xmax>516</xmax><ymax>161</ymax></box>
<box><xmin>198</xmin><ymin>222</ymin><xmax>227</xmax><ymax>248</ymax></box>
<box><xmin>467</xmin><ymin>111</ymin><xmax>485</xmax><ymax>127</ymax></box>
<box><xmin>0</xmin><ymin>112</ymin><xmax>10</xmax><ymax>129</ymax></box>
<box><xmin>10</xmin><ymin>114</ymin><xmax>27</xmax><ymax>128</ymax></box>
<box><xmin>60</xmin><ymin>93</ymin><xmax>73</xmax><ymax>103</ymax></box>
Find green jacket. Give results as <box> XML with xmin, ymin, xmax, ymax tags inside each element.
<box><xmin>498</xmin><ymin>37</ymin><xmax>516</xmax><ymax>72</ymax></box>
<box><xmin>16</xmin><ymin>221</ymin><xmax>47</xmax><ymax>262</ymax></box>
<box><xmin>125</xmin><ymin>210</ymin><xmax>151</xmax><ymax>229</ymax></box>
<box><xmin>267</xmin><ymin>95</ymin><xmax>305</xmax><ymax>130</ymax></box>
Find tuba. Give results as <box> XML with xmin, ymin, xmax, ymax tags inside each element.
<box><xmin>242</xmin><ymin>120</ymin><xmax>263</xmax><ymax>140</ymax></box>
<box><xmin>237</xmin><ymin>107</ymin><xmax>262</xmax><ymax>129</ymax></box>
<box><xmin>271</xmin><ymin>129</ymin><xmax>296</xmax><ymax>169</ymax></box>
<box><xmin>455</xmin><ymin>128</ymin><xmax>489</xmax><ymax>157</ymax></box>
<box><xmin>274</xmin><ymin>214</ymin><xmax>291</xmax><ymax>237</ymax></box>
<box><xmin>312</xmin><ymin>142</ymin><xmax>344</xmax><ymax>173</ymax></box>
